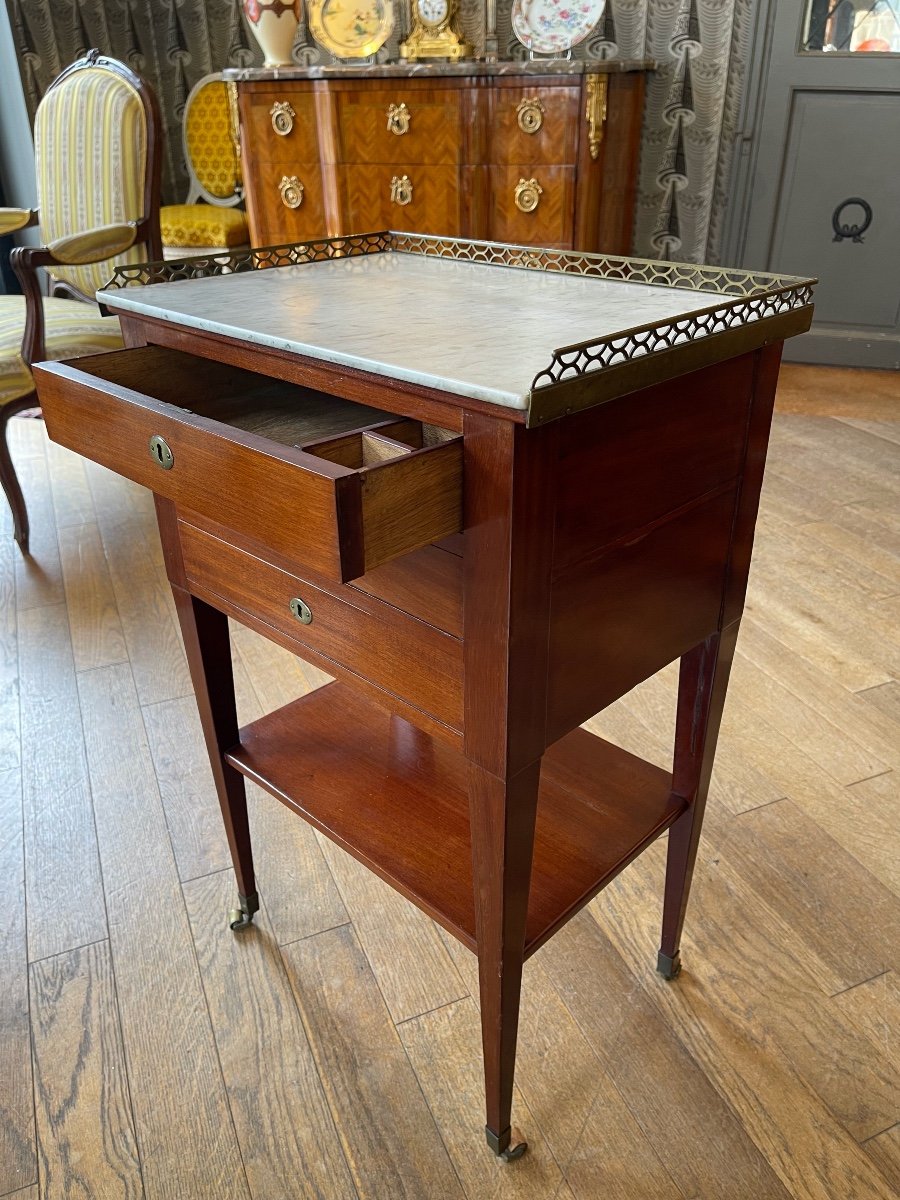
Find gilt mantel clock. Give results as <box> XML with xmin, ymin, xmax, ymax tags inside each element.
<box><xmin>399</xmin><ymin>0</ymin><xmax>471</xmax><ymax>60</ymax></box>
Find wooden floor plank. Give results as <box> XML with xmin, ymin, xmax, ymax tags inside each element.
<box><xmin>58</xmin><ymin>523</ymin><xmax>127</xmax><ymax>673</ymax></box>
<box><xmin>864</xmin><ymin>1124</ymin><xmax>900</xmax><ymax>1197</ymax></box>
<box><xmin>835</xmin><ymin>772</ymin><xmax>900</xmax><ymax>898</ymax></box>
<box><xmin>77</xmin><ymin>663</ymin><xmax>250</xmax><ymax>1200</ymax></box>
<box><xmin>282</xmin><ymin>923</ymin><xmax>464</xmax><ymax>1200</ymax></box>
<box><xmin>541</xmin><ymin>912</ymin><xmax>792</xmax><ymax>1200</ymax></box>
<box><xmin>609</xmin><ymin>835</ymin><xmax>898</xmax><ymax>1138</ymax></box>
<box><xmin>738</xmin><ymin>619</ymin><xmax>900</xmax><ymax>772</ymax></box>
<box><xmin>719</xmin><ymin>799</ymin><xmax>897</xmax><ymax>988</ymax></box>
<box><xmin>832</xmin><ymin>971</ymin><xmax>899</xmax><ymax>1074</ymax></box>
<box><xmin>318</xmin><ymin>840</ymin><xmax>467</xmax><ymax>1025</ymax></box>
<box><xmin>45</xmin><ymin>437</ymin><xmax>95</xmax><ymax>532</ymax></box>
<box><xmin>19</xmin><ymin>603</ymin><xmax>106</xmax><ymax>963</ymax></box>
<box><xmin>0</xmin><ymin>768</ymin><xmax>36</xmax><ymax>1197</ymax></box>
<box><xmin>30</xmin><ymin>941</ymin><xmax>141</xmax><ymax>1199</ymax></box>
<box><xmin>399</xmin><ymin>998</ymin><xmax>565</xmax><ymax>1198</ymax></box>
<box><xmin>183</xmin><ymin>870</ymin><xmax>358</xmax><ymax>1200</ymax></box>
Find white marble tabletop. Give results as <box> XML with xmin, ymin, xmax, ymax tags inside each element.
<box><xmin>98</xmin><ymin>253</ymin><xmax>728</xmax><ymax>411</ymax></box>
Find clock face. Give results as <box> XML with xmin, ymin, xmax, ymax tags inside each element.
<box><xmin>418</xmin><ymin>0</ymin><xmax>449</xmax><ymax>25</ymax></box>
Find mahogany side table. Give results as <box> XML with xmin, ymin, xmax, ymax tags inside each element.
<box><xmin>35</xmin><ymin>233</ymin><xmax>814</xmax><ymax>1161</ymax></box>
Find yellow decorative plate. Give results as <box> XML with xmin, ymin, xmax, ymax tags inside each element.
<box><xmin>308</xmin><ymin>0</ymin><xmax>395</xmax><ymax>58</ymax></box>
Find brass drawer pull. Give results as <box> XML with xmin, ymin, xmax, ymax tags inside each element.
<box><xmin>270</xmin><ymin>100</ymin><xmax>296</xmax><ymax>136</ymax></box>
<box><xmin>514</xmin><ymin>178</ymin><xmax>543</xmax><ymax>214</ymax></box>
<box><xmin>289</xmin><ymin>596</ymin><xmax>313</xmax><ymax>625</ymax></box>
<box><xmin>390</xmin><ymin>175</ymin><xmax>413</xmax><ymax>206</ymax></box>
<box><xmin>148</xmin><ymin>434</ymin><xmax>174</xmax><ymax>470</ymax></box>
<box><xmin>387</xmin><ymin>102</ymin><xmax>411</xmax><ymax>135</ymax></box>
<box><xmin>279</xmin><ymin>175</ymin><xmax>304</xmax><ymax>209</ymax></box>
<box><xmin>516</xmin><ymin>98</ymin><xmax>545</xmax><ymax>134</ymax></box>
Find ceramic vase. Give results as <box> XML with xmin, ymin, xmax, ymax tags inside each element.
<box><xmin>242</xmin><ymin>0</ymin><xmax>302</xmax><ymax>67</ymax></box>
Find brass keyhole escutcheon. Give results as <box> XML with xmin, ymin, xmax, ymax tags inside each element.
<box><xmin>386</xmin><ymin>102</ymin><xmax>411</xmax><ymax>135</ymax></box>
<box><xmin>514</xmin><ymin>177</ymin><xmax>543</xmax><ymax>214</ymax></box>
<box><xmin>148</xmin><ymin>434</ymin><xmax>174</xmax><ymax>470</ymax></box>
<box><xmin>279</xmin><ymin>175</ymin><xmax>304</xmax><ymax>209</ymax></box>
<box><xmin>390</xmin><ymin>174</ymin><xmax>413</xmax><ymax>206</ymax></box>
<box><xmin>270</xmin><ymin>100</ymin><xmax>296</xmax><ymax>136</ymax></box>
<box><xmin>516</xmin><ymin>98</ymin><xmax>545</xmax><ymax>134</ymax></box>
<box><xmin>289</xmin><ymin>596</ymin><xmax>313</xmax><ymax>625</ymax></box>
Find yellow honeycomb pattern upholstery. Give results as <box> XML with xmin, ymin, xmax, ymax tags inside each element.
<box><xmin>34</xmin><ymin>65</ymin><xmax>149</xmax><ymax>298</ymax></box>
<box><xmin>160</xmin><ymin>204</ymin><xmax>249</xmax><ymax>248</ymax></box>
<box><xmin>0</xmin><ymin>295</ymin><xmax>122</xmax><ymax>407</ymax></box>
<box><xmin>185</xmin><ymin>79</ymin><xmax>243</xmax><ymax>200</ymax></box>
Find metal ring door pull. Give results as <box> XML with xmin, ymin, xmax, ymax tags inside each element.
<box><xmin>516</xmin><ymin>98</ymin><xmax>545</xmax><ymax>134</ymax></box>
<box><xmin>289</xmin><ymin>596</ymin><xmax>313</xmax><ymax>624</ymax></box>
<box><xmin>279</xmin><ymin>175</ymin><xmax>304</xmax><ymax>209</ymax></box>
<box><xmin>514</xmin><ymin>178</ymin><xmax>543</xmax><ymax>213</ymax></box>
<box><xmin>148</xmin><ymin>434</ymin><xmax>174</xmax><ymax>470</ymax></box>
<box><xmin>270</xmin><ymin>100</ymin><xmax>296</xmax><ymax>136</ymax></box>
<box><xmin>387</xmin><ymin>102</ymin><xmax>411</xmax><ymax>135</ymax></box>
<box><xmin>390</xmin><ymin>175</ymin><xmax>413</xmax><ymax>206</ymax></box>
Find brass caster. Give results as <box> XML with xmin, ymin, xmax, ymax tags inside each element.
<box><xmin>485</xmin><ymin>1124</ymin><xmax>528</xmax><ymax>1162</ymax></box>
<box><xmin>657</xmin><ymin>949</ymin><xmax>682</xmax><ymax>980</ymax></box>
<box><xmin>228</xmin><ymin>891</ymin><xmax>259</xmax><ymax>932</ymax></box>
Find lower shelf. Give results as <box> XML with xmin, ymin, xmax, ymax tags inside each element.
<box><xmin>225</xmin><ymin>682</ymin><xmax>685</xmax><ymax>958</ymax></box>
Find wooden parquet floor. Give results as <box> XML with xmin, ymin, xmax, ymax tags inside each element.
<box><xmin>0</xmin><ymin>364</ymin><xmax>898</xmax><ymax>1200</ymax></box>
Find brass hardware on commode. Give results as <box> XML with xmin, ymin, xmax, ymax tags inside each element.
<box><xmin>514</xmin><ymin>178</ymin><xmax>543</xmax><ymax>214</ymax></box>
<box><xmin>516</xmin><ymin>98</ymin><xmax>545</xmax><ymax>134</ymax></box>
<box><xmin>390</xmin><ymin>174</ymin><xmax>413</xmax><ymax>206</ymax></box>
<box><xmin>279</xmin><ymin>175</ymin><xmax>304</xmax><ymax>209</ymax></box>
<box><xmin>270</xmin><ymin>100</ymin><xmax>296</xmax><ymax>136</ymax></box>
<box><xmin>148</xmin><ymin>434</ymin><xmax>174</xmax><ymax>470</ymax></box>
<box><xmin>289</xmin><ymin>596</ymin><xmax>313</xmax><ymax>625</ymax></box>
<box><xmin>386</xmin><ymin>102</ymin><xmax>411</xmax><ymax>135</ymax></box>
<box><xmin>585</xmin><ymin>75</ymin><xmax>608</xmax><ymax>160</ymax></box>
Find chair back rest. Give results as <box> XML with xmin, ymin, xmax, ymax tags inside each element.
<box><xmin>33</xmin><ymin>52</ymin><xmax>162</xmax><ymax>298</ymax></box>
<box><xmin>183</xmin><ymin>75</ymin><xmax>243</xmax><ymax>207</ymax></box>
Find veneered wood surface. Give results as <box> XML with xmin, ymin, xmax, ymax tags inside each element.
<box><xmin>239</xmin><ymin>84</ymin><xmax>319</xmax><ymax>164</ymax></box>
<box><xmin>225</xmin><ymin>682</ymin><xmax>680</xmax><ymax>957</ymax></box>
<box><xmin>242</xmin><ymin>159</ymin><xmax>330</xmax><ymax>246</ymax></box>
<box><xmin>340</xmin><ymin>162</ymin><xmax>463</xmax><ymax>236</ymax></box>
<box><xmin>488</xmin><ymin>164</ymin><xmax>576</xmax><ymax>247</ymax></box>
<box><xmin>337</xmin><ymin>85</ymin><xmax>466</xmax><ymax>164</ymax></box>
<box><xmin>488</xmin><ymin>85</ymin><xmax>580</xmax><ymax>166</ymax></box>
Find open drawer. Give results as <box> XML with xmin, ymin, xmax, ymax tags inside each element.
<box><xmin>34</xmin><ymin>345</ymin><xmax>463</xmax><ymax>582</ymax></box>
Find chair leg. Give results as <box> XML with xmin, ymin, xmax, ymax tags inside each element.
<box><xmin>0</xmin><ymin>393</ymin><xmax>34</xmax><ymax>555</ymax></box>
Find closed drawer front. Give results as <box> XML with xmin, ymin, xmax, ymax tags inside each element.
<box><xmin>35</xmin><ymin>346</ymin><xmax>463</xmax><ymax>584</ymax></box>
<box><xmin>338</xmin><ymin>89</ymin><xmax>464</xmax><ymax>165</ymax></box>
<box><xmin>490</xmin><ymin>87</ymin><xmax>580</xmax><ymax>165</ymax></box>
<box><xmin>342</xmin><ymin>164</ymin><xmax>460</xmax><ymax>236</ymax></box>
<box><xmin>489</xmin><ymin>165</ymin><xmax>575</xmax><ymax>247</ymax></box>
<box><xmin>250</xmin><ymin>160</ymin><xmax>328</xmax><ymax>243</ymax></box>
<box><xmin>240</xmin><ymin>88</ymin><xmax>319</xmax><ymax>163</ymax></box>
<box><xmin>180</xmin><ymin>522</ymin><xmax>463</xmax><ymax>730</ymax></box>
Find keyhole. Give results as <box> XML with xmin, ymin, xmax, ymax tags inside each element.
<box><xmin>148</xmin><ymin>435</ymin><xmax>174</xmax><ymax>470</ymax></box>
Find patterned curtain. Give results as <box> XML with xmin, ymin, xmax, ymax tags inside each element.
<box><xmin>5</xmin><ymin>0</ymin><xmax>752</xmax><ymax>264</ymax></box>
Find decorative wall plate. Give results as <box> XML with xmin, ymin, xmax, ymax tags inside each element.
<box><xmin>511</xmin><ymin>0</ymin><xmax>606</xmax><ymax>56</ymax></box>
<box><xmin>307</xmin><ymin>0</ymin><xmax>394</xmax><ymax>58</ymax></box>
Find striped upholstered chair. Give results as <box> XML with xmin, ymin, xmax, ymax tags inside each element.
<box><xmin>160</xmin><ymin>74</ymin><xmax>249</xmax><ymax>258</ymax></box>
<box><xmin>0</xmin><ymin>50</ymin><xmax>162</xmax><ymax>553</ymax></box>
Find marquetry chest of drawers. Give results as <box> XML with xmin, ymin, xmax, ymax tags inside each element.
<box><xmin>225</xmin><ymin>61</ymin><xmax>650</xmax><ymax>252</ymax></box>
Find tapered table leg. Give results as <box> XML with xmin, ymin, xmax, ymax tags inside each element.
<box><xmin>172</xmin><ymin>586</ymin><xmax>258</xmax><ymax>929</ymax></box>
<box><xmin>658</xmin><ymin>621</ymin><xmax>740</xmax><ymax>978</ymax></box>
<box><xmin>469</xmin><ymin>758</ymin><xmax>540</xmax><ymax>1160</ymax></box>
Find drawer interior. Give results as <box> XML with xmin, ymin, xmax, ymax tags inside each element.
<box><xmin>74</xmin><ymin>345</ymin><xmax>403</xmax><ymax>448</ymax></box>
<box><xmin>302</xmin><ymin>418</ymin><xmax>458</xmax><ymax>469</ymax></box>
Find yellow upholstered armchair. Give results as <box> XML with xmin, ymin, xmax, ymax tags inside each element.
<box><xmin>0</xmin><ymin>49</ymin><xmax>162</xmax><ymax>553</ymax></box>
<box><xmin>160</xmin><ymin>74</ymin><xmax>249</xmax><ymax>257</ymax></box>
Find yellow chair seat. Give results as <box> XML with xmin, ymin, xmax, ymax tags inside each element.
<box><xmin>160</xmin><ymin>204</ymin><xmax>249</xmax><ymax>250</ymax></box>
<box><xmin>0</xmin><ymin>295</ymin><xmax>122</xmax><ymax>407</ymax></box>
